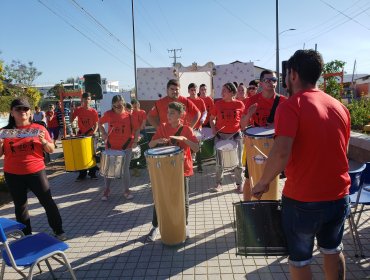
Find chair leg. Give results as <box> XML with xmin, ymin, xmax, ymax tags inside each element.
<box><xmin>348</xmin><ymin>214</ymin><xmax>364</xmax><ymax>257</ymax></box>
<box><xmin>0</xmin><ymin>260</ymin><xmax>5</xmax><ymax>280</ymax></box>
<box><xmin>347</xmin><ymin>216</ymin><xmax>359</xmax><ymax>257</ymax></box>
<box><xmin>355</xmin><ymin>204</ymin><xmax>365</xmax><ymax>227</ymax></box>
<box><xmin>45</xmin><ymin>259</ymin><xmax>57</xmax><ymax>280</ymax></box>
<box><xmin>58</xmin><ymin>253</ymin><xmax>77</xmax><ymax>280</ymax></box>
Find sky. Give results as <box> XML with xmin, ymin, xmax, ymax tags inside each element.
<box><xmin>1</xmin><ymin>0</ymin><xmax>370</xmax><ymax>90</ymax></box>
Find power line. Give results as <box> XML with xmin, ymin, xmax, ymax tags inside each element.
<box><xmin>37</xmin><ymin>0</ymin><xmax>133</xmax><ymax>69</ymax></box>
<box><xmin>168</xmin><ymin>49</ymin><xmax>182</xmax><ymax>66</ymax></box>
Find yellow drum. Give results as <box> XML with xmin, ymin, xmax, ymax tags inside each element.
<box><xmin>62</xmin><ymin>136</ymin><xmax>96</xmax><ymax>171</ymax></box>
<box><xmin>244</xmin><ymin>127</ymin><xmax>279</xmax><ymax>200</ymax></box>
<box><xmin>145</xmin><ymin>146</ymin><xmax>186</xmax><ymax>246</ymax></box>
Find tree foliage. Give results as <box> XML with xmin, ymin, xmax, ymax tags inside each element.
<box><xmin>320</xmin><ymin>60</ymin><xmax>346</xmax><ymax>100</ymax></box>
<box><xmin>4</xmin><ymin>60</ymin><xmax>42</xmax><ymax>86</ymax></box>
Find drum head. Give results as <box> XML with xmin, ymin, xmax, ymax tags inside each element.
<box><xmin>103</xmin><ymin>149</ymin><xmax>125</xmax><ymax>156</ymax></box>
<box><xmin>215</xmin><ymin>140</ymin><xmax>236</xmax><ymax>150</ymax></box>
<box><xmin>244</xmin><ymin>127</ymin><xmax>275</xmax><ymax>138</ymax></box>
<box><xmin>146</xmin><ymin>145</ymin><xmax>181</xmax><ymax>156</ymax></box>
<box><xmin>201</xmin><ymin>127</ymin><xmax>214</xmax><ymax>140</ymax></box>
<box><xmin>194</xmin><ymin>131</ymin><xmax>202</xmax><ymax>140</ymax></box>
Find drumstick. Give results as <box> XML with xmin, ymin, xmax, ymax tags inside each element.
<box><xmin>252</xmin><ymin>145</ymin><xmax>268</xmax><ymax>159</ymax></box>
<box><xmin>212</xmin><ymin>126</ymin><xmax>226</xmax><ymax>139</ymax></box>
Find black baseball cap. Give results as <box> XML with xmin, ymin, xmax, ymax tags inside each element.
<box><xmin>10</xmin><ymin>98</ymin><xmax>31</xmax><ymax>109</ymax></box>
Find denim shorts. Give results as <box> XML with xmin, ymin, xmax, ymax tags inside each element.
<box><xmin>282</xmin><ymin>195</ymin><xmax>350</xmax><ymax>267</ymax></box>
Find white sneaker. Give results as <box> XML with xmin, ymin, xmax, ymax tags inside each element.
<box><xmin>146</xmin><ymin>227</ymin><xmax>158</xmax><ymax>242</ymax></box>
<box><xmin>186</xmin><ymin>226</ymin><xmax>191</xmax><ymax>239</ymax></box>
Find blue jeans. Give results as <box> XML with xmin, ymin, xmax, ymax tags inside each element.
<box><xmin>282</xmin><ymin>195</ymin><xmax>350</xmax><ymax>267</ymax></box>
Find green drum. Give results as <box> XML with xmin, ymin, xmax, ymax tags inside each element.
<box><xmin>198</xmin><ymin>127</ymin><xmax>215</xmax><ymax>159</ymax></box>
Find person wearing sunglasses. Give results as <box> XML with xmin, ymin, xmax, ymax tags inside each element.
<box><xmin>147</xmin><ymin>79</ymin><xmax>201</xmax><ymax>129</ymax></box>
<box><xmin>146</xmin><ymin>101</ymin><xmax>199</xmax><ymax>242</ymax></box>
<box><xmin>241</xmin><ymin>70</ymin><xmax>287</xmax><ymax>200</ymax></box>
<box><xmin>71</xmin><ymin>92</ymin><xmax>100</xmax><ymax>181</ymax></box>
<box><xmin>247</xmin><ymin>80</ymin><xmax>259</xmax><ymax>98</ymax></box>
<box><xmin>210</xmin><ymin>82</ymin><xmax>245</xmax><ymax>193</ymax></box>
<box><xmin>0</xmin><ymin>98</ymin><xmax>66</xmax><ymax>240</ymax></box>
<box><xmin>252</xmin><ymin>50</ymin><xmax>350</xmax><ymax>280</ymax></box>
<box><xmin>98</xmin><ymin>95</ymin><xmax>140</xmax><ymax>201</ymax></box>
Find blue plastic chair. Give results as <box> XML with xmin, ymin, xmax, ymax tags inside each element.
<box><xmin>0</xmin><ymin>218</ymin><xmax>25</xmax><ymax>238</ymax></box>
<box><xmin>0</xmin><ymin>223</ymin><xmax>77</xmax><ymax>280</ymax></box>
<box><xmin>347</xmin><ymin>161</ymin><xmax>366</xmax><ymax>258</ymax></box>
<box><xmin>351</xmin><ymin>162</ymin><xmax>370</xmax><ymax>227</ymax></box>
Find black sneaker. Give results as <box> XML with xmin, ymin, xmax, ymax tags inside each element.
<box><xmin>54</xmin><ymin>232</ymin><xmax>67</xmax><ymax>241</ymax></box>
<box><xmin>197</xmin><ymin>166</ymin><xmax>203</xmax><ymax>173</ymax></box>
<box><xmin>75</xmin><ymin>175</ymin><xmax>86</xmax><ymax>182</ymax></box>
<box><xmin>90</xmin><ymin>174</ymin><xmax>99</xmax><ymax>180</ymax></box>
<box><xmin>146</xmin><ymin>227</ymin><xmax>159</xmax><ymax>242</ymax></box>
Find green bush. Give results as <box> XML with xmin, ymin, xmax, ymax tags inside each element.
<box><xmin>346</xmin><ymin>98</ymin><xmax>370</xmax><ymax>131</ymax></box>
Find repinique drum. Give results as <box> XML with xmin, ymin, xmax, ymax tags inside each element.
<box><xmin>100</xmin><ymin>149</ymin><xmax>126</xmax><ymax>178</ymax></box>
<box><xmin>244</xmin><ymin>127</ymin><xmax>279</xmax><ymax>200</ymax></box>
<box><xmin>62</xmin><ymin>136</ymin><xmax>96</xmax><ymax>171</ymax></box>
<box><xmin>145</xmin><ymin>146</ymin><xmax>186</xmax><ymax>246</ymax></box>
<box><xmin>233</xmin><ymin>201</ymin><xmax>288</xmax><ymax>256</ymax></box>
<box><xmin>200</xmin><ymin>127</ymin><xmax>215</xmax><ymax>159</ymax></box>
<box><xmin>215</xmin><ymin>139</ymin><xmax>238</xmax><ymax>169</ymax></box>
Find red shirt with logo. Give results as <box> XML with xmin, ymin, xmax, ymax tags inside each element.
<box><xmin>148</xmin><ymin>96</ymin><xmax>200</xmax><ymax>126</ymax></box>
<box><xmin>200</xmin><ymin>96</ymin><xmax>214</xmax><ymax>125</ymax></box>
<box><xmin>3</xmin><ymin>123</ymin><xmax>52</xmax><ymax>175</ymax></box>
<box><xmin>46</xmin><ymin>110</ymin><xmax>59</xmax><ymax>128</ymax></box>
<box><xmin>188</xmin><ymin>97</ymin><xmax>206</xmax><ymax>129</ymax></box>
<box><xmin>132</xmin><ymin>109</ymin><xmax>147</xmax><ymax>128</ymax></box>
<box><xmin>99</xmin><ymin>110</ymin><xmax>139</xmax><ymax>150</ymax></box>
<box><xmin>152</xmin><ymin>123</ymin><xmax>198</xmax><ymax>177</ymax></box>
<box><xmin>244</xmin><ymin>93</ymin><xmax>287</xmax><ymax>127</ymax></box>
<box><xmin>211</xmin><ymin>99</ymin><xmax>245</xmax><ymax>133</ymax></box>
<box><xmin>72</xmin><ymin>106</ymin><xmax>99</xmax><ymax>135</ymax></box>
<box><xmin>275</xmin><ymin>89</ymin><xmax>351</xmax><ymax>202</ymax></box>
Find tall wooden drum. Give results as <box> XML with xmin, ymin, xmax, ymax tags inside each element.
<box><xmin>244</xmin><ymin>127</ymin><xmax>279</xmax><ymax>200</ymax></box>
<box><xmin>145</xmin><ymin>146</ymin><xmax>186</xmax><ymax>245</ymax></box>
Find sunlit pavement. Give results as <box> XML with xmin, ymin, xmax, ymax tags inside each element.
<box><xmin>0</xmin><ymin>143</ymin><xmax>369</xmax><ymax>279</ymax></box>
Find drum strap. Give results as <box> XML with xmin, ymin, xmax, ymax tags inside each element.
<box><xmin>170</xmin><ymin>126</ymin><xmax>183</xmax><ymax>145</ymax></box>
<box><xmin>266</xmin><ymin>95</ymin><xmax>280</xmax><ymax>124</ymax></box>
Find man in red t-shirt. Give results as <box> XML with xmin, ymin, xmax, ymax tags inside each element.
<box><xmin>241</xmin><ymin>70</ymin><xmax>287</xmax><ymax>200</ymax></box>
<box><xmin>187</xmin><ymin>83</ymin><xmax>207</xmax><ymax>172</ymax></box>
<box><xmin>146</xmin><ymin>101</ymin><xmax>199</xmax><ymax>242</ymax></box>
<box><xmin>210</xmin><ymin>82</ymin><xmax>245</xmax><ymax>193</ymax></box>
<box><xmin>71</xmin><ymin>92</ymin><xmax>99</xmax><ymax>181</ymax></box>
<box><xmin>147</xmin><ymin>79</ymin><xmax>200</xmax><ymax>129</ymax></box>
<box><xmin>198</xmin><ymin>84</ymin><xmax>214</xmax><ymax>127</ymax></box>
<box><xmin>252</xmin><ymin>50</ymin><xmax>351</xmax><ymax>279</ymax></box>
<box><xmin>131</xmin><ymin>98</ymin><xmax>147</xmax><ymax>176</ymax></box>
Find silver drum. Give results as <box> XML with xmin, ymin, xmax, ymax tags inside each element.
<box><xmin>100</xmin><ymin>150</ymin><xmax>126</xmax><ymax>178</ymax></box>
<box><xmin>215</xmin><ymin>140</ymin><xmax>238</xmax><ymax>169</ymax></box>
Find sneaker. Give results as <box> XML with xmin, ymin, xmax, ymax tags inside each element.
<box><xmin>54</xmin><ymin>144</ymin><xmax>58</xmax><ymax>149</ymax></box>
<box><xmin>101</xmin><ymin>188</ymin><xmax>110</xmax><ymax>201</ymax></box>
<box><xmin>123</xmin><ymin>191</ymin><xmax>134</xmax><ymax>200</ymax></box>
<box><xmin>186</xmin><ymin>226</ymin><xmax>191</xmax><ymax>239</ymax></box>
<box><xmin>75</xmin><ymin>175</ymin><xmax>86</xmax><ymax>182</ymax></box>
<box><xmin>146</xmin><ymin>227</ymin><xmax>158</xmax><ymax>242</ymax></box>
<box><xmin>211</xmin><ymin>184</ymin><xmax>222</xmax><ymax>193</ymax></box>
<box><xmin>54</xmin><ymin>233</ymin><xmax>67</xmax><ymax>241</ymax></box>
<box><xmin>90</xmin><ymin>174</ymin><xmax>99</xmax><ymax>180</ymax></box>
<box><xmin>236</xmin><ymin>184</ymin><xmax>243</xmax><ymax>194</ymax></box>
<box><xmin>197</xmin><ymin>166</ymin><xmax>203</xmax><ymax>173</ymax></box>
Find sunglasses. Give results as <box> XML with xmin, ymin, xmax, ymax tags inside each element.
<box><xmin>248</xmin><ymin>86</ymin><xmax>256</xmax><ymax>90</ymax></box>
<box><xmin>113</xmin><ymin>104</ymin><xmax>123</xmax><ymax>109</ymax></box>
<box><xmin>15</xmin><ymin>107</ymin><xmax>30</xmax><ymax>112</ymax></box>
<box><xmin>263</xmin><ymin>77</ymin><xmax>278</xmax><ymax>83</ymax></box>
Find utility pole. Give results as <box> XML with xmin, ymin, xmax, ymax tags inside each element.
<box><xmin>168</xmin><ymin>48</ymin><xmax>182</xmax><ymax>66</ymax></box>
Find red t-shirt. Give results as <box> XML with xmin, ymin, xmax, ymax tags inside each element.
<box><xmin>152</xmin><ymin>123</ymin><xmax>198</xmax><ymax>177</ymax></box>
<box><xmin>188</xmin><ymin>97</ymin><xmax>206</xmax><ymax>129</ymax></box>
<box><xmin>2</xmin><ymin>123</ymin><xmax>52</xmax><ymax>175</ymax></box>
<box><xmin>275</xmin><ymin>89</ymin><xmax>351</xmax><ymax>202</ymax></box>
<box><xmin>72</xmin><ymin>106</ymin><xmax>99</xmax><ymax>135</ymax></box>
<box><xmin>244</xmin><ymin>93</ymin><xmax>287</xmax><ymax>127</ymax></box>
<box><xmin>99</xmin><ymin>110</ymin><xmax>139</xmax><ymax>150</ymax></box>
<box><xmin>46</xmin><ymin>110</ymin><xmax>58</xmax><ymax>128</ymax></box>
<box><xmin>148</xmin><ymin>96</ymin><xmax>200</xmax><ymax>126</ymax></box>
<box><xmin>211</xmin><ymin>99</ymin><xmax>245</xmax><ymax>133</ymax></box>
<box><xmin>200</xmin><ymin>96</ymin><xmax>214</xmax><ymax>125</ymax></box>
<box><xmin>132</xmin><ymin>109</ymin><xmax>147</xmax><ymax>128</ymax></box>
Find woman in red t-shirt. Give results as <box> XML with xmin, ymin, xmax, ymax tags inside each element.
<box><xmin>145</xmin><ymin>102</ymin><xmax>199</xmax><ymax>242</ymax></box>
<box><xmin>0</xmin><ymin>98</ymin><xmax>66</xmax><ymax>240</ymax></box>
<box><xmin>98</xmin><ymin>95</ymin><xmax>140</xmax><ymax>201</ymax></box>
